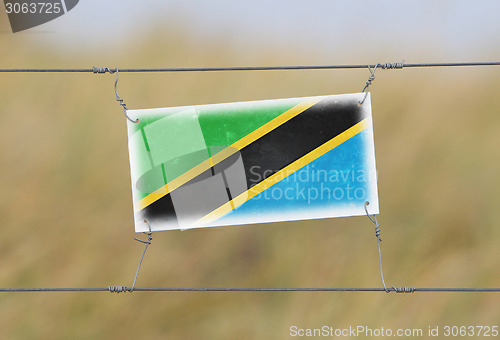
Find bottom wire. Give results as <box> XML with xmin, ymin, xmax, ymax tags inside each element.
<box><xmin>0</xmin><ymin>287</ymin><xmax>499</xmax><ymax>293</ymax></box>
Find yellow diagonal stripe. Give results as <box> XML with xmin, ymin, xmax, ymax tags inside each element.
<box><xmin>135</xmin><ymin>97</ymin><xmax>323</xmax><ymax>212</ymax></box>
<box><xmin>192</xmin><ymin>118</ymin><xmax>369</xmax><ymax>227</ymax></box>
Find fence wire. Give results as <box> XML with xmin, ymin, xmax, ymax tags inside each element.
<box><xmin>0</xmin><ymin>60</ymin><xmax>499</xmax><ymax>294</ymax></box>
<box><xmin>0</xmin><ymin>61</ymin><xmax>499</xmax><ymax>73</ymax></box>
<box><xmin>1</xmin><ymin>287</ymin><xmax>499</xmax><ymax>293</ymax></box>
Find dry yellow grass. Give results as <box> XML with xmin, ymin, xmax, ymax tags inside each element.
<box><xmin>0</xmin><ymin>17</ymin><xmax>499</xmax><ymax>340</ymax></box>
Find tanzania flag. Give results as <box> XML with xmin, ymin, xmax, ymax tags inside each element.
<box><xmin>126</xmin><ymin>93</ymin><xmax>379</xmax><ymax>232</ymax></box>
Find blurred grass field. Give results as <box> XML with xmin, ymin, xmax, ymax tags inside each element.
<box><xmin>1</xmin><ymin>16</ymin><xmax>500</xmax><ymax>340</ymax></box>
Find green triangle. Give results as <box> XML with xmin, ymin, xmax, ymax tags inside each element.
<box><xmin>197</xmin><ymin>98</ymin><xmax>301</xmax><ymax>155</ymax></box>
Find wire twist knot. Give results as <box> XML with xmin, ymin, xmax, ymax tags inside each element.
<box><xmin>380</xmin><ymin>61</ymin><xmax>404</xmax><ymax>69</ymax></box>
<box><xmin>364</xmin><ymin>201</ymin><xmax>382</xmax><ymax>242</ymax></box>
<box><xmin>108</xmin><ymin>286</ymin><xmax>129</xmax><ymax>293</ymax></box>
<box><xmin>359</xmin><ymin>64</ymin><xmax>378</xmax><ymax>105</ymax></box>
<box><xmin>362</xmin><ymin>68</ymin><xmax>376</xmax><ymax>93</ymax></box>
<box><xmin>391</xmin><ymin>286</ymin><xmax>416</xmax><ymax>293</ymax></box>
<box><xmin>92</xmin><ymin>67</ymin><xmax>116</xmax><ymax>74</ymax></box>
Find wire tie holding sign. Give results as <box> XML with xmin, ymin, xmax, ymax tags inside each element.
<box><xmin>113</xmin><ymin>68</ymin><xmax>139</xmax><ymax>123</ymax></box>
<box><xmin>364</xmin><ymin>201</ymin><xmax>414</xmax><ymax>294</ymax></box>
<box><xmin>359</xmin><ymin>61</ymin><xmax>404</xmax><ymax>105</ymax></box>
<box><xmin>107</xmin><ymin>219</ymin><xmax>153</xmax><ymax>293</ymax></box>
<box><xmin>130</xmin><ymin>219</ymin><xmax>154</xmax><ymax>292</ymax></box>
<box><xmin>364</xmin><ymin>201</ymin><xmax>387</xmax><ymax>291</ymax></box>
<box><xmin>359</xmin><ymin>64</ymin><xmax>378</xmax><ymax>105</ymax></box>
<box><xmin>93</xmin><ymin>66</ymin><xmax>139</xmax><ymax>123</ymax></box>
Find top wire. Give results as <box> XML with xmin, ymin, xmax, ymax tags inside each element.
<box><xmin>0</xmin><ymin>61</ymin><xmax>499</xmax><ymax>73</ymax></box>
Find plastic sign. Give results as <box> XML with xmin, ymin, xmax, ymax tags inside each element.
<box><xmin>126</xmin><ymin>93</ymin><xmax>379</xmax><ymax>232</ymax></box>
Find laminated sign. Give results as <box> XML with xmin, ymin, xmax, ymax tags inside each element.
<box><xmin>127</xmin><ymin>93</ymin><xmax>379</xmax><ymax>232</ymax></box>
